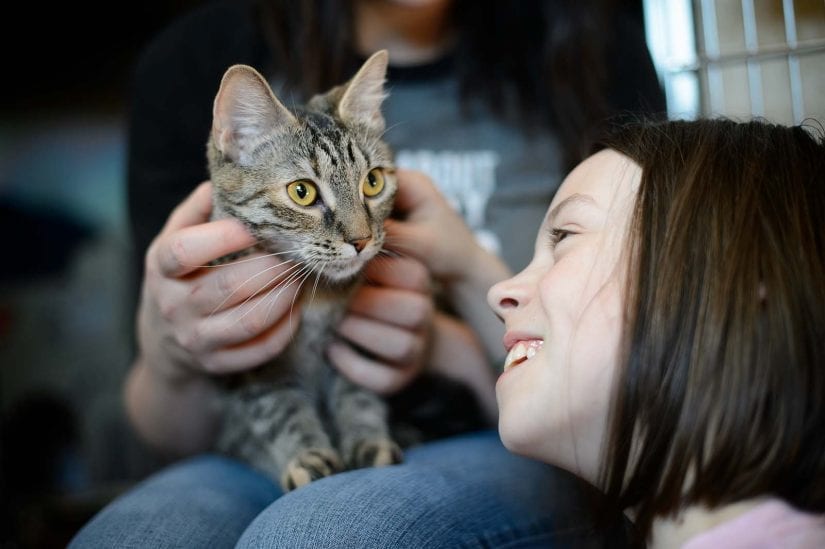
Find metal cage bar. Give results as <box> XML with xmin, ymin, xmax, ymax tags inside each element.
<box><xmin>741</xmin><ymin>0</ymin><xmax>764</xmax><ymax>116</ymax></box>
<box><xmin>643</xmin><ymin>0</ymin><xmax>825</xmax><ymax>123</ymax></box>
<box><xmin>783</xmin><ymin>0</ymin><xmax>806</xmax><ymax>123</ymax></box>
<box><xmin>700</xmin><ymin>0</ymin><xmax>725</xmax><ymax>114</ymax></box>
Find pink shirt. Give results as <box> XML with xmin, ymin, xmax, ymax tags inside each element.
<box><xmin>683</xmin><ymin>499</ymin><xmax>825</xmax><ymax>548</ymax></box>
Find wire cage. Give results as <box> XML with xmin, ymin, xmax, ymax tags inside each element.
<box><xmin>643</xmin><ymin>0</ymin><xmax>825</xmax><ymax>123</ymax></box>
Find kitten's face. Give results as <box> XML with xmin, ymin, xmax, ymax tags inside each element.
<box><xmin>208</xmin><ymin>51</ymin><xmax>395</xmax><ymax>283</ymax></box>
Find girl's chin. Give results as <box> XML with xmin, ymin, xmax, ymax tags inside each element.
<box><xmin>496</xmin><ymin>404</ymin><xmax>543</xmax><ymax>458</ymax></box>
<box><xmin>496</xmin><ymin>424</ymin><xmax>530</xmax><ymax>457</ymax></box>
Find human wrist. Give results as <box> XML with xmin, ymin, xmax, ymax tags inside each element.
<box><xmin>429</xmin><ymin>312</ymin><xmax>498</xmax><ymax>423</ymax></box>
<box><xmin>138</xmin><ymin>344</ymin><xmax>201</xmax><ymax>389</ymax></box>
<box><xmin>436</xmin><ymin>243</ymin><xmax>509</xmax><ymax>365</ymax></box>
<box><xmin>445</xmin><ymin>241</ymin><xmax>511</xmax><ymax>295</ymax></box>
<box><xmin>126</xmin><ymin>356</ymin><xmax>220</xmax><ymax>456</ymax></box>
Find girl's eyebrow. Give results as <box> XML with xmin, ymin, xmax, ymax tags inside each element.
<box><xmin>547</xmin><ymin>193</ymin><xmax>597</xmax><ymax>224</ymax></box>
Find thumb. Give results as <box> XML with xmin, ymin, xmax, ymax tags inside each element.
<box><xmin>384</xmin><ymin>218</ymin><xmax>432</xmax><ymax>263</ymax></box>
<box><xmin>162</xmin><ymin>181</ymin><xmax>214</xmax><ymax>234</ymax></box>
<box><xmin>392</xmin><ymin>169</ymin><xmax>439</xmax><ymax>219</ymax></box>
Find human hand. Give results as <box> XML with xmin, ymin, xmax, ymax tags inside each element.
<box><xmin>328</xmin><ymin>255</ymin><xmax>434</xmax><ymax>395</ymax></box>
<box><xmin>136</xmin><ymin>182</ymin><xmax>302</xmax><ymax>382</ymax></box>
<box><xmin>385</xmin><ymin>169</ymin><xmax>490</xmax><ymax>282</ymax></box>
<box><xmin>385</xmin><ymin>169</ymin><xmax>511</xmax><ymax>364</ymax></box>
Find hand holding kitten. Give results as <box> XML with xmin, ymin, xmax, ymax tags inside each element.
<box><xmin>329</xmin><ymin>255</ymin><xmax>434</xmax><ymax>395</ymax></box>
<box><xmin>386</xmin><ymin>170</ymin><xmax>512</xmax><ymax>366</ymax></box>
<box><xmin>387</xmin><ymin>169</ymin><xmax>506</xmax><ymax>283</ymax></box>
<box><xmin>136</xmin><ymin>181</ymin><xmax>303</xmax><ymax>382</ymax></box>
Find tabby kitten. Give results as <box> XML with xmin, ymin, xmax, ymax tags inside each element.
<box><xmin>207</xmin><ymin>50</ymin><xmax>402</xmax><ymax>491</ymax></box>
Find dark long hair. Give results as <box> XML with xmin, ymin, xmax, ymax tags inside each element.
<box><xmin>600</xmin><ymin>118</ymin><xmax>825</xmax><ymax>541</ymax></box>
<box><xmin>255</xmin><ymin>0</ymin><xmax>621</xmax><ymax>170</ymax></box>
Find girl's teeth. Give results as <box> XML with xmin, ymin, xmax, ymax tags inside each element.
<box><xmin>504</xmin><ymin>340</ymin><xmax>543</xmax><ymax>371</ymax></box>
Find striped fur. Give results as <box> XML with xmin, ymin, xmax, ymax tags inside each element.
<box><xmin>207</xmin><ymin>51</ymin><xmax>402</xmax><ymax>490</ymax></box>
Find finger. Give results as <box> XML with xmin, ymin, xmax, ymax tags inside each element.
<box><xmin>347</xmin><ymin>286</ymin><xmax>432</xmax><ymax>330</ymax></box>
<box><xmin>392</xmin><ymin>169</ymin><xmax>438</xmax><ymax>217</ymax></box>
<box><xmin>189</xmin><ymin>281</ymin><xmax>303</xmax><ymax>352</ymax></box>
<box><xmin>189</xmin><ymin>254</ymin><xmax>300</xmax><ymax>315</ymax></box>
<box><xmin>327</xmin><ymin>341</ymin><xmax>414</xmax><ymax>395</ymax></box>
<box><xmin>200</xmin><ymin>313</ymin><xmax>302</xmax><ymax>375</ymax></box>
<box><xmin>383</xmin><ymin>218</ymin><xmax>432</xmax><ymax>260</ymax></box>
<box><xmin>154</xmin><ymin>218</ymin><xmax>258</xmax><ymax>278</ymax></box>
<box><xmin>337</xmin><ymin>314</ymin><xmax>423</xmax><ymax>365</ymax></box>
<box><xmin>162</xmin><ymin>181</ymin><xmax>214</xmax><ymax>233</ymax></box>
<box><xmin>363</xmin><ymin>255</ymin><xmax>430</xmax><ymax>292</ymax></box>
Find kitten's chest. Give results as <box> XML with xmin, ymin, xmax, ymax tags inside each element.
<box><xmin>299</xmin><ymin>290</ymin><xmax>351</xmax><ymax>344</ymax></box>
<box><xmin>278</xmin><ymin>282</ymin><xmax>359</xmax><ymax>379</ymax></box>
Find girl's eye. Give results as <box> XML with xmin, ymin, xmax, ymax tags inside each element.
<box><xmin>549</xmin><ymin>228</ymin><xmax>573</xmax><ymax>248</ymax></box>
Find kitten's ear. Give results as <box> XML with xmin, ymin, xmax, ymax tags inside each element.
<box><xmin>211</xmin><ymin>65</ymin><xmax>297</xmax><ymax>164</ymax></box>
<box><xmin>337</xmin><ymin>50</ymin><xmax>389</xmax><ymax>133</ymax></box>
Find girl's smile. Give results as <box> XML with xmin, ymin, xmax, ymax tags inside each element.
<box><xmin>489</xmin><ymin>148</ymin><xmax>641</xmax><ymax>482</ymax></box>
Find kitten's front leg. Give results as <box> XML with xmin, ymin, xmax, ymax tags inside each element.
<box><xmin>220</xmin><ymin>383</ymin><xmax>343</xmax><ymax>491</ymax></box>
<box><xmin>329</xmin><ymin>374</ymin><xmax>403</xmax><ymax>469</ymax></box>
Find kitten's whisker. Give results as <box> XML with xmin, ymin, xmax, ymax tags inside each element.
<box><xmin>234</xmin><ymin>261</ymin><xmax>304</xmax><ymax>312</ymax></box>
<box><xmin>308</xmin><ymin>264</ymin><xmax>324</xmax><ymax>308</ymax></box>
<box><xmin>234</xmin><ymin>263</ymin><xmax>312</xmax><ymax>328</ymax></box>
<box><xmin>191</xmin><ymin>248</ymin><xmax>304</xmax><ymax>269</ymax></box>
<box><xmin>381</xmin><ymin>234</ymin><xmax>411</xmax><ymax>245</ymax></box>
<box><xmin>296</xmin><ymin>262</ymin><xmax>324</xmax><ymax>329</ymax></box>
<box><xmin>263</xmin><ymin>259</ymin><xmax>318</xmax><ymax>309</ymax></box>
<box><xmin>286</xmin><ymin>265</ymin><xmax>316</xmax><ymax>335</ymax></box>
<box><xmin>362</xmin><ymin>253</ymin><xmax>403</xmax><ymax>286</ymax></box>
<box><xmin>210</xmin><ymin>260</ymin><xmax>303</xmax><ymax>317</ymax></box>
<box><xmin>375</xmin><ymin>120</ymin><xmax>406</xmax><ymax>143</ymax></box>
<box><xmin>377</xmin><ymin>248</ymin><xmax>404</xmax><ymax>259</ymax></box>
<box><xmin>380</xmin><ymin>238</ymin><xmax>411</xmax><ymax>258</ymax></box>
<box><xmin>261</xmin><ymin>263</ymin><xmax>317</xmax><ymax>327</ymax></box>
<box><xmin>226</xmin><ymin>249</ymin><xmax>304</xmax><ymax>263</ymax></box>
<box><xmin>267</xmin><ymin>264</ymin><xmax>312</xmax><ymax>303</ymax></box>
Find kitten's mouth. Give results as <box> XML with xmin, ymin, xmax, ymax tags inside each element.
<box><xmin>320</xmin><ymin>241</ymin><xmax>382</xmax><ymax>282</ymax></box>
<box><xmin>321</xmin><ymin>257</ymin><xmax>369</xmax><ymax>282</ymax></box>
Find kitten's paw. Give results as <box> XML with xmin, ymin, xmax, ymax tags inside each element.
<box><xmin>349</xmin><ymin>438</ymin><xmax>403</xmax><ymax>469</ymax></box>
<box><xmin>281</xmin><ymin>448</ymin><xmax>343</xmax><ymax>491</ymax></box>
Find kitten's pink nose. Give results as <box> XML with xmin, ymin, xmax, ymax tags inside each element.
<box><xmin>349</xmin><ymin>237</ymin><xmax>371</xmax><ymax>254</ymax></box>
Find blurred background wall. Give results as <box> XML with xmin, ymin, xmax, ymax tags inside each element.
<box><xmin>0</xmin><ymin>2</ymin><xmax>203</xmax><ymax>546</ymax></box>
<box><xmin>0</xmin><ymin>1</ymin><xmax>822</xmax><ymax>547</ymax></box>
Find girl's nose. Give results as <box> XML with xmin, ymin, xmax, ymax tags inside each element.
<box><xmin>487</xmin><ymin>273</ymin><xmax>529</xmax><ymax>320</ymax></box>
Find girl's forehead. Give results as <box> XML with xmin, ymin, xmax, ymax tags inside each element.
<box><xmin>547</xmin><ymin>149</ymin><xmax>641</xmax><ymax>225</ymax></box>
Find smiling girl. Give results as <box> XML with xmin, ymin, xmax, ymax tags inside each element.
<box><xmin>489</xmin><ymin>118</ymin><xmax>825</xmax><ymax>546</ymax></box>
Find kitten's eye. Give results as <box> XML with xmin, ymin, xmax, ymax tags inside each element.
<box><xmin>286</xmin><ymin>180</ymin><xmax>318</xmax><ymax>206</ymax></box>
<box><xmin>362</xmin><ymin>168</ymin><xmax>385</xmax><ymax>197</ymax></box>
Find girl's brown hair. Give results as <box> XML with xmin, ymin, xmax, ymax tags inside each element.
<box><xmin>600</xmin><ymin>118</ymin><xmax>825</xmax><ymax>540</ymax></box>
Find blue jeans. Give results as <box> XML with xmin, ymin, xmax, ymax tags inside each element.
<box><xmin>70</xmin><ymin>431</ymin><xmax>628</xmax><ymax>548</ymax></box>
